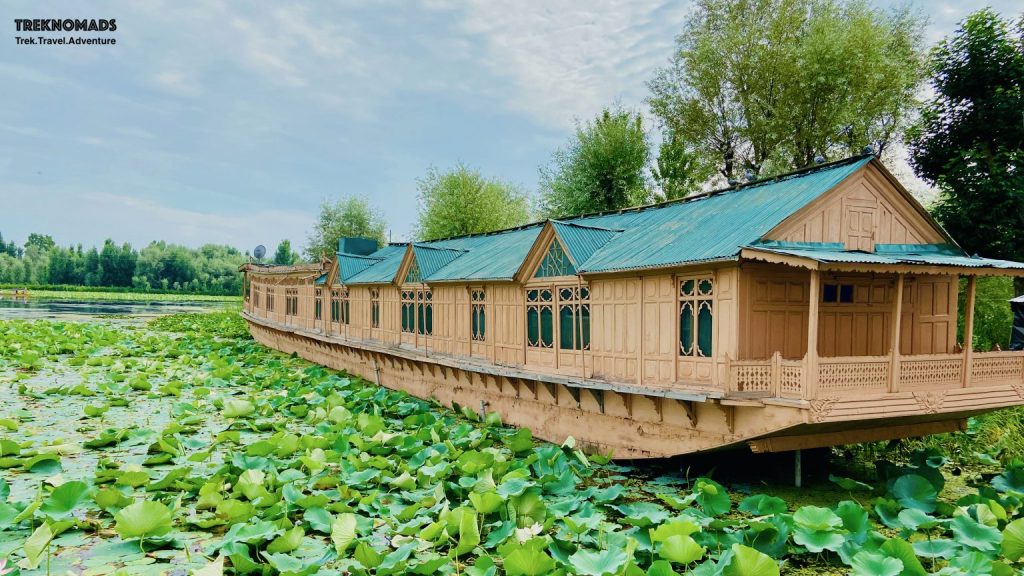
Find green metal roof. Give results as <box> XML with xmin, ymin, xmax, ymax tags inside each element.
<box><xmin>411</xmin><ymin>244</ymin><xmax>468</xmax><ymax>279</ymax></box>
<box><xmin>338</xmin><ymin>253</ymin><xmax>384</xmax><ymax>283</ymax></box>
<box><xmin>746</xmin><ymin>242</ymin><xmax>1024</xmax><ymax>270</ymax></box>
<box><xmin>332</xmin><ymin>155</ymin><xmax>1021</xmax><ymax>284</ymax></box>
<box><xmin>551</xmin><ymin>220</ymin><xmax>621</xmax><ymax>266</ymax></box>
<box><xmin>576</xmin><ymin>156</ymin><xmax>872</xmax><ymax>273</ymax></box>
<box><xmin>345</xmin><ymin>244</ymin><xmax>407</xmax><ymax>284</ymax></box>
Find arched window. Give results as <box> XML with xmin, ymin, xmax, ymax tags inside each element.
<box><xmin>679</xmin><ymin>277</ymin><xmax>713</xmax><ymax>357</ymax></box>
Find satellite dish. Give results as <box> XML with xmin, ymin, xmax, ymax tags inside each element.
<box><xmin>253</xmin><ymin>245</ymin><xmax>266</xmax><ymax>261</ymax></box>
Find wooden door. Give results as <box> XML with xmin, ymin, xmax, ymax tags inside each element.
<box><xmin>844</xmin><ymin>202</ymin><xmax>877</xmax><ymax>252</ymax></box>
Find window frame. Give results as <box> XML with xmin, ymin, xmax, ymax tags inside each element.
<box><xmin>678</xmin><ymin>275</ymin><xmax>714</xmax><ymax>358</ymax></box>
<box><xmin>471</xmin><ymin>288</ymin><xmax>486</xmax><ymax>342</ymax></box>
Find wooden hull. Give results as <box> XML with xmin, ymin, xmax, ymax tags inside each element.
<box><xmin>243</xmin><ymin>312</ymin><xmax>1016</xmax><ymax>459</ymax></box>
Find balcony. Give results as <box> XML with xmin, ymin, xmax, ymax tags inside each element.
<box><xmin>729</xmin><ymin>350</ymin><xmax>1024</xmax><ymax>400</ymax></box>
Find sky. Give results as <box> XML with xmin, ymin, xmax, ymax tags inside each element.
<box><xmin>0</xmin><ymin>0</ymin><xmax>1018</xmax><ymax>255</ymax></box>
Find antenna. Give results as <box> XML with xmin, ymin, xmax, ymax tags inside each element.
<box><xmin>253</xmin><ymin>245</ymin><xmax>266</xmax><ymax>262</ymax></box>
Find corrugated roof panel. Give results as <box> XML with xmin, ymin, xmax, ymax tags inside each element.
<box><xmin>345</xmin><ymin>244</ymin><xmax>407</xmax><ymax>284</ymax></box>
<box><xmin>338</xmin><ymin>254</ymin><xmax>384</xmax><ymax>283</ymax></box>
<box><xmin>747</xmin><ymin>246</ymin><xmax>1024</xmax><ymax>270</ymax></box>
<box><xmin>577</xmin><ymin>156</ymin><xmax>872</xmax><ymax>273</ymax></box>
<box><xmin>413</xmin><ymin>244</ymin><xmax>467</xmax><ymax>278</ymax></box>
<box><xmin>551</xmin><ymin>220</ymin><xmax>621</xmax><ymax>265</ymax></box>
<box><xmin>426</xmin><ymin>225</ymin><xmax>544</xmax><ymax>281</ymax></box>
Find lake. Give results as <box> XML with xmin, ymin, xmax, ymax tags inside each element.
<box><xmin>0</xmin><ymin>297</ymin><xmax>230</xmax><ymax>321</ymax></box>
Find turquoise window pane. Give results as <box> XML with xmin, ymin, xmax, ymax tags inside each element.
<box><xmin>697</xmin><ymin>302</ymin><xmax>713</xmax><ymax>357</ymax></box>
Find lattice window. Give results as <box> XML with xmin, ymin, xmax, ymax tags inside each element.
<box><xmin>471</xmin><ymin>289</ymin><xmax>486</xmax><ymax>342</ymax></box>
<box><xmin>253</xmin><ymin>285</ymin><xmax>261</xmax><ymax>309</ymax></box>
<box><xmin>401</xmin><ymin>290</ymin><xmax>415</xmax><ymax>333</ymax></box>
<box><xmin>314</xmin><ymin>288</ymin><xmax>322</xmax><ymax>321</ymax></box>
<box><xmin>679</xmin><ymin>277</ymin><xmax>713</xmax><ymax>357</ymax></box>
<box><xmin>526</xmin><ymin>288</ymin><xmax>554</xmax><ymax>348</ymax></box>
<box><xmin>406</xmin><ymin>259</ymin><xmax>423</xmax><ymax>283</ymax></box>
<box><xmin>339</xmin><ymin>288</ymin><xmax>350</xmax><ymax>325</ymax></box>
<box><xmin>370</xmin><ymin>288</ymin><xmax>380</xmax><ymax>329</ymax></box>
<box><xmin>558</xmin><ymin>286</ymin><xmax>590</xmax><ymax>350</ymax></box>
<box><xmin>402</xmin><ymin>289</ymin><xmax>430</xmax><ymax>335</ymax></box>
<box><xmin>266</xmin><ymin>289</ymin><xmax>274</xmax><ymax>312</ymax></box>
<box><xmin>534</xmin><ymin>240</ymin><xmax>576</xmax><ymax>278</ymax></box>
<box><xmin>331</xmin><ymin>289</ymin><xmax>340</xmax><ymax>323</ymax></box>
<box><xmin>417</xmin><ymin>290</ymin><xmax>432</xmax><ymax>335</ymax></box>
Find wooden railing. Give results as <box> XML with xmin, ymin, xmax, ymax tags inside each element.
<box><xmin>728</xmin><ymin>350</ymin><xmax>1024</xmax><ymax>400</ymax></box>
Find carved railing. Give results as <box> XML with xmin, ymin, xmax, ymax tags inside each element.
<box><xmin>899</xmin><ymin>354</ymin><xmax>962</xmax><ymax>390</ymax></box>
<box><xmin>817</xmin><ymin>356</ymin><xmax>890</xmax><ymax>396</ymax></box>
<box><xmin>728</xmin><ymin>350</ymin><xmax>1024</xmax><ymax>401</ymax></box>
<box><xmin>970</xmin><ymin>352</ymin><xmax>1024</xmax><ymax>386</ymax></box>
<box><xmin>729</xmin><ymin>352</ymin><xmax>806</xmax><ymax>399</ymax></box>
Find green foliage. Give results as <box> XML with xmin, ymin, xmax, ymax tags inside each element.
<box><xmin>414</xmin><ymin>163</ymin><xmax>531</xmax><ymax>241</ymax></box>
<box><xmin>648</xmin><ymin>0</ymin><xmax>926</xmax><ymax>179</ymax></box>
<box><xmin>960</xmin><ymin>277</ymin><xmax>1016</xmax><ymax>352</ymax></box>
<box><xmin>304</xmin><ymin>197</ymin><xmax>387</xmax><ymax>260</ymax></box>
<box><xmin>273</xmin><ymin>239</ymin><xmax>299</xmax><ymax>265</ymax></box>
<box><xmin>909</xmin><ymin>9</ymin><xmax>1024</xmax><ymax>281</ymax></box>
<box><xmin>538</xmin><ymin>104</ymin><xmax>651</xmax><ymax>218</ymax></box>
<box><xmin>6</xmin><ymin>314</ymin><xmax>1024</xmax><ymax>573</ymax></box>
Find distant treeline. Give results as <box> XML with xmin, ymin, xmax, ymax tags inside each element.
<box><xmin>0</xmin><ymin>232</ymin><xmax>247</xmax><ymax>295</ymax></box>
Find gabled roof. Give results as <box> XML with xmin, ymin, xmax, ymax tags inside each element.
<box><xmin>339</xmin><ymin>253</ymin><xmax>384</xmax><ymax>283</ymax></box>
<box><xmin>327</xmin><ymin>154</ymin><xmax>1023</xmax><ymax>284</ymax></box>
<box><xmin>345</xmin><ymin>244</ymin><xmax>407</xmax><ymax>284</ymax></box>
<box><xmin>408</xmin><ymin>244</ymin><xmax>468</xmax><ymax>280</ymax></box>
<box><xmin>550</xmin><ymin>220</ymin><xmax>622</xmax><ymax>266</ymax></box>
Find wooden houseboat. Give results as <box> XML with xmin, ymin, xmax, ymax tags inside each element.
<box><xmin>241</xmin><ymin>155</ymin><xmax>1024</xmax><ymax>458</ymax></box>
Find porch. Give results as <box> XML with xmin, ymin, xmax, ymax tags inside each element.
<box><xmin>730</xmin><ymin>245</ymin><xmax>1024</xmax><ymax>401</ymax></box>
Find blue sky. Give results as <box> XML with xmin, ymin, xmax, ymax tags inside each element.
<box><xmin>0</xmin><ymin>1</ymin><xmax>1016</xmax><ymax>254</ymax></box>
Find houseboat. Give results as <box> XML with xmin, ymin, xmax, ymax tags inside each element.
<box><xmin>241</xmin><ymin>155</ymin><xmax>1024</xmax><ymax>458</ymax></box>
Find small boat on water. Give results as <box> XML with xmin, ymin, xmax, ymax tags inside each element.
<box><xmin>241</xmin><ymin>155</ymin><xmax>1024</xmax><ymax>459</ymax></box>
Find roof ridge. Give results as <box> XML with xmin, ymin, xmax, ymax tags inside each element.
<box><xmin>413</xmin><ymin>243</ymin><xmax>469</xmax><ymax>253</ymax></box>
<box><xmin>551</xmin><ymin>219</ymin><xmax>624</xmax><ymax>233</ymax></box>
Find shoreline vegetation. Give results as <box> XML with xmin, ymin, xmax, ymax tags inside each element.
<box><xmin>1</xmin><ymin>310</ymin><xmax>1024</xmax><ymax>574</ymax></box>
<box><xmin>0</xmin><ymin>285</ymin><xmax>241</xmax><ymax>302</ymax></box>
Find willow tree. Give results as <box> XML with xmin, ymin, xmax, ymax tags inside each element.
<box><xmin>304</xmin><ymin>197</ymin><xmax>387</xmax><ymax>260</ymax></box>
<box><xmin>414</xmin><ymin>164</ymin><xmax>531</xmax><ymax>241</ymax></box>
<box><xmin>648</xmin><ymin>0</ymin><xmax>926</xmax><ymax>180</ymax></box>
<box><xmin>539</xmin><ymin>105</ymin><xmax>651</xmax><ymax>218</ymax></box>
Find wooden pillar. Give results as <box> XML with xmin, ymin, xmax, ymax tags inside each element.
<box><xmin>962</xmin><ymin>275</ymin><xmax>977</xmax><ymax>388</ymax></box>
<box><xmin>805</xmin><ymin>269</ymin><xmax>820</xmax><ymax>400</ymax></box>
<box><xmin>636</xmin><ymin>276</ymin><xmax>644</xmax><ymax>386</ymax></box>
<box><xmin>889</xmin><ymin>274</ymin><xmax>904</xmax><ymax>393</ymax></box>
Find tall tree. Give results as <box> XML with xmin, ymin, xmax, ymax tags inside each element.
<box><xmin>539</xmin><ymin>105</ymin><xmax>651</xmax><ymax>218</ymax></box>
<box><xmin>273</xmin><ymin>239</ymin><xmax>299</xmax><ymax>265</ymax></box>
<box><xmin>25</xmin><ymin>233</ymin><xmax>56</xmax><ymax>253</ymax></box>
<box><xmin>414</xmin><ymin>164</ymin><xmax>531</xmax><ymax>240</ymax></box>
<box><xmin>304</xmin><ymin>197</ymin><xmax>388</xmax><ymax>260</ymax></box>
<box><xmin>908</xmin><ymin>9</ymin><xmax>1024</xmax><ymax>295</ymax></box>
<box><xmin>648</xmin><ymin>0</ymin><xmax>926</xmax><ymax>180</ymax></box>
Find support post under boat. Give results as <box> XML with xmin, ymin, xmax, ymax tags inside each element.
<box><xmin>794</xmin><ymin>449</ymin><xmax>802</xmax><ymax>488</ymax></box>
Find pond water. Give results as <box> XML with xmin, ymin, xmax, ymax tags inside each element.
<box><xmin>0</xmin><ymin>297</ymin><xmax>229</xmax><ymax>321</ymax></box>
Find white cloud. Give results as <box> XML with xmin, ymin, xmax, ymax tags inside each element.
<box><xmin>445</xmin><ymin>0</ymin><xmax>690</xmax><ymax>127</ymax></box>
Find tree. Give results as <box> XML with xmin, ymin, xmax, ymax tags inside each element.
<box><xmin>908</xmin><ymin>9</ymin><xmax>1024</xmax><ymax>295</ymax></box>
<box><xmin>538</xmin><ymin>105</ymin><xmax>651</xmax><ymax>218</ymax></box>
<box><xmin>414</xmin><ymin>164</ymin><xmax>531</xmax><ymax>240</ymax></box>
<box><xmin>25</xmin><ymin>233</ymin><xmax>56</xmax><ymax>253</ymax></box>
<box><xmin>304</xmin><ymin>197</ymin><xmax>388</xmax><ymax>260</ymax></box>
<box><xmin>273</xmin><ymin>239</ymin><xmax>299</xmax><ymax>265</ymax></box>
<box><xmin>648</xmin><ymin>0</ymin><xmax>926</xmax><ymax>180</ymax></box>
<box><xmin>652</xmin><ymin>130</ymin><xmax>716</xmax><ymax>200</ymax></box>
